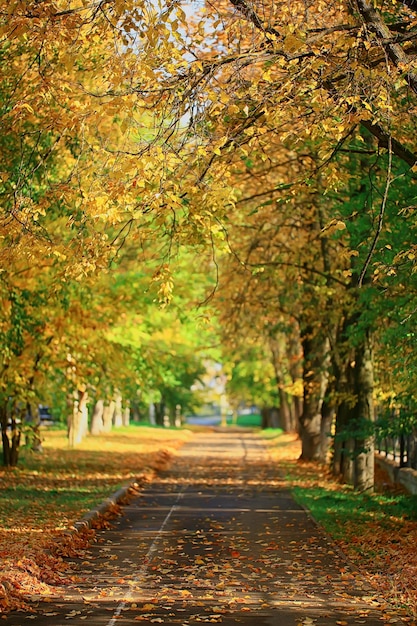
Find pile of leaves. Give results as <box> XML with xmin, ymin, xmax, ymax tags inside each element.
<box><xmin>266</xmin><ymin>432</ymin><xmax>417</xmax><ymax>623</ymax></box>
<box><xmin>0</xmin><ymin>425</ymin><xmax>191</xmax><ymax>614</ymax></box>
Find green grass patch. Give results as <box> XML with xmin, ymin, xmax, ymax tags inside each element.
<box><xmin>292</xmin><ymin>484</ymin><xmax>417</xmax><ymax>540</ymax></box>
<box><xmin>260</xmin><ymin>428</ymin><xmax>284</xmax><ymax>439</ymax></box>
<box><xmin>0</xmin><ymin>484</ymin><xmax>112</xmax><ymax>528</ymax></box>
<box><xmin>229</xmin><ymin>413</ymin><xmax>262</xmax><ymax>428</ymax></box>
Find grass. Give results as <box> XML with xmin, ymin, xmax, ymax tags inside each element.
<box><xmin>228</xmin><ymin>413</ymin><xmax>262</xmax><ymax>428</ymax></box>
<box><xmin>258</xmin><ymin>427</ymin><xmax>284</xmax><ymax>438</ymax></box>
<box><xmin>1</xmin><ymin>424</ymin><xmax>191</xmax><ymax>529</ymax></box>
<box><xmin>292</xmin><ymin>485</ymin><xmax>417</xmax><ymax>538</ymax></box>
<box><xmin>0</xmin><ymin>423</ymin><xmax>192</xmax><ymax>612</ymax></box>
<box><xmin>3</xmin><ymin>424</ymin><xmax>417</xmax><ymax>620</ymax></box>
<box><xmin>264</xmin><ymin>432</ymin><xmax>417</xmax><ymax>622</ymax></box>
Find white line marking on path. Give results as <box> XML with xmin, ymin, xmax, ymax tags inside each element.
<box><xmin>106</xmin><ymin>487</ymin><xmax>185</xmax><ymax>626</ymax></box>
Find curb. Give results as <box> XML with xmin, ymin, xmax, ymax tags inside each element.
<box><xmin>71</xmin><ymin>479</ymin><xmax>144</xmax><ymax>533</ymax></box>
<box><xmin>69</xmin><ymin>448</ymin><xmax>175</xmax><ymax>534</ymax></box>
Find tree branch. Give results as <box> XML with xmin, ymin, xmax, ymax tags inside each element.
<box><xmin>228</xmin><ymin>0</ymin><xmax>280</xmax><ymax>38</ymax></box>
<box><xmin>357</xmin><ymin>137</ymin><xmax>392</xmax><ymax>287</ymax></box>
<box><xmin>360</xmin><ymin>119</ymin><xmax>417</xmax><ymax>166</ymax></box>
<box><xmin>244</xmin><ymin>259</ymin><xmax>349</xmax><ymax>287</ymax></box>
<box><xmin>355</xmin><ymin>0</ymin><xmax>417</xmax><ymax>95</ymax></box>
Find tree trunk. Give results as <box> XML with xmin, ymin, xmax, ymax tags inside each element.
<box><xmin>320</xmin><ymin>396</ymin><xmax>335</xmax><ymax>463</ymax></box>
<box><xmin>299</xmin><ymin>330</ymin><xmax>330</xmax><ymax>460</ymax></box>
<box><xmin>1</xmin><ymin>426</ymin><xmax>20</xmax><ymax>467</ymax></box>
<box><xmin>24</xmin><ymin>403</ymin><xmax>43</xmax><ymax>452</ymax></box>
<box><xmin>292</xmin><ymin>396</ymin><xmax>303</xmax><ymax>431</ymax></box>
<box><xmin>90</xmin><ymin>399</ymin><xmax>104</xmax><ymax>435</ymax></box>
<box><xmin>0</xmin><ymin>403</ymin><xmax>21</xmax><ymax>467</ymax></box>
<box><xmin>102</xmin><ymin>401</ymin><xmax>115</xmax><ymax>432</ymax></box>
<box><xmin>80</xmin><ymin>390</ymin><xmax>89</xmax><ymax>439</ymax></box>
<box><xmin>261</xmin><ymin>406</ymin><xmax>281</xmax><ymax>429</ymax></box>
<box><xmin>269</xmin><ymin>334</ymin><xmax>289</xmax><ymax>431</ymax></box>
<box><xmin>122</xmin><ymin>404</ymin><xmax>130</xmax><ymax>427</ymax></box>
<box><xmin>333</xmin><ymin>331</ymin><xmax>375</xmax><ymax>491</ymax></box>
<box><xmin>333</xmin><ymin>358</ymin><xmax>355</xmax><ymax>482</ymax></box>
<box><xmin>175</xmin><ymin>404</ymin><xmax>182</xmax><ymax>428</ymax></box>
<box><xmin>287</xmin><ymin>323</ymin><xmax>303</xmax><ymax>432</ymax></box>
<box><xmin>149</xmin><ymin>403</ymin><xmax>156</xmax><ymax>425</ymax></box>
<box><xmin>353</xmin><ymin>330</ymin><xmax>375</xmax><ymax>491</ymax></box>
<box><xmin>278</xmin><ymin>389</ymin><xmax>293</xmax><ymax>432</ymax></box>
<box><xmin>261</xmin><ymin>407</ymin><xmax>268</xmax><ymax>429</ymax></box>
<box><xmin>1</xmin><ymin>425</ymin><xmax>10</xmax><ymax>466</ymax></box>
<box><xmin>113</xmin><ymin>393</ymin><xmax>123</xmax><ymax>428</ymax></box>
<box><xmin>68</xmin><ymin>389</ymin><xmax>89</xmax><ymax>448</ymax></box>
<box><xmin>154</xmin><ymin>401</ymin><xmax>165</xmax><ymax>426</ymax></box>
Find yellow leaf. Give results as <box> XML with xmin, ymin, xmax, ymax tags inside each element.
<box><xmin>321</xmin><ymin>219</ymin><xmax>346</xmax><ymax>236</ymax></box>
<box><xmin>283</xmin><ymin>34</ymin><xmax>303</xmax><ymax>54</ymax></box>
<box><xmin>17</xmin><ymin>102</ymin><xmax>34</xmax><ymax>114</ymax></box>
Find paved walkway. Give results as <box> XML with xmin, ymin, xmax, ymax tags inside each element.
<box><xmin>7</xmin><ymin>432</ymin><xmax>401</xmax><ymax>625</ymax></box>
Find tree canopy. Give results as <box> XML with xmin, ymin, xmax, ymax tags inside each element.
<box><xmin>1</xmin><ymin>0</ymin><xmax>417</xmax><ymax>488</ymax></box>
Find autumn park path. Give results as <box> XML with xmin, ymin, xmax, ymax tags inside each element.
<box><xmin>8</xmin><ymin>431</ymin><xmax>400</xmax><ymax>626</ymax></box>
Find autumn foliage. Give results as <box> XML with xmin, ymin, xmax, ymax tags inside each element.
<box><xmin>0</xmin><ymin>426</ymin><xmax>190</xmax><ymax>613</ymax></box>
<box><xmin>1</xmin><ymin>0</ymin><xmax>417</xmax><ymax>504</ymax></box>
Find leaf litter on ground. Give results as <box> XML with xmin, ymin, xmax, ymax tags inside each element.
<box><xmin>2</xmin><ymin>427</ymin><xmax>417</xmax><ymax>624</ymax></box>
<box><xmin>0</xmin><ymin>425</ymin><xmax>191</xmax><ymax>614</ymax></box>
<box><xmin>265</xmin><ymin>432</ymin><xmax>417</xmax><ymax>624</ymax></box>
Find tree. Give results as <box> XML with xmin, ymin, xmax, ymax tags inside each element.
<box><xmin>0</xmin><ymin>1</ymin><xmax>209</xmax><ymax>461</ymax></box>
<box><xmin>161</xmin><ymin>0</ymin><xmax>417</xmax><ymax>488</ymax></box>
<box><xmin>3</xmin><ymin>0</ymin><xmax>417</xmax><ymax>491</ymax></box>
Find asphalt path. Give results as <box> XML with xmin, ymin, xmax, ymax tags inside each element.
<box><xmin>7</xmin><ymin>432</ymin><xmax>401</xmax><ymax>625</ymax></box>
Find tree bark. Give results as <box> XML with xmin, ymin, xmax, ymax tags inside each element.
<box><xmin>333</xmin><ymin>332</ymin><xmax>375</xmax><ymax>490</ymax></box>
<box><xmin>299</xmin><ymin>330</ymin><xmax>330</xmax><ymax>460</ymax></box>
<box><xmin>292</xmin><ymin>395</ymin><xmax>303</xmax><ymax>431</ymax></box>
<box><xmin>122</xmin><ymin>404</ymin><xmax>130</xmax><ymax>427</ymax></box>
<box><xmin>353</xmin><ymin>330</ymin><xmax>375</xmax><ymax>491</ymax></box>
<box><xmin>279</xmin><ymin>389</ymin><xmax>293</xmax><ymax>431</ymax></box>
<box><xmin>0</xmin><ymin>403</ymin><xmax>21</xmax><ymax>467</ymax></box>
<box><xmin>269</xmin><ymin>333</ymin><xmax>294</xmax><ymax>432</ymax></box>
<box><xmin>90</xmin><ymin>399</ymin><xmax>104</xmax><ymax>435</ymax></box>
<box><xmin>113</xmin><ymin>393</ymin><xmax>123</xmax><ymax>428</ymax></box>
<box><xmin>154</xmin><ymin>401</ymin><xmax>165</xmax><ymax>426</ymax></box>
<box><xmin>68</xmin><ymin>389</ymin><xmax>89</xmax><ymax>448</ymax></box>
<box><xmin>320</xmin><ymin>395</ymin><xmax>335</xmax><ymax>463</ymax></box>
<box><xmin>102</xmin><ymin>401</ymin><xmax>115</xmax><ymax>433</ymax></box>
<box><xmin>287</xmin><ymin>323</ymin><xmax>303</xmax><ymax>432</ymax></box>
<box><xmin>333</xmin><ymin>350</ymin><xmax>355</xmax><ymax>483</ymax></box>
<box><xmin>261</xmin><ymin>406</ymin><xmax>281</xmax><ymax>429</ymax></box>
